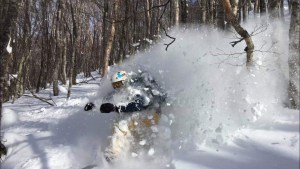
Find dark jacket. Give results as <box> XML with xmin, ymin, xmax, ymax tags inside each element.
<box><xmin>104</xmin><ymin>72</ymin><xmax>167</xmax><ymax>113</ymax></box>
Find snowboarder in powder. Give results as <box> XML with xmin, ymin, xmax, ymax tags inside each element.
<box><xmin>85</xmin><ymin>70</ymin><xmax>167</xmax><ymax>162</ymax></box>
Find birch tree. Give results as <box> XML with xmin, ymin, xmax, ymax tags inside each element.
<box><xmin>102</xmin><ymin>0</ymin><xmax>119</xmax><ymax>77</ymax></box>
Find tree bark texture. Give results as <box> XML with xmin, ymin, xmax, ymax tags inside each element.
<box><xmin>0</xmin><ymin>0</ymin><xmax>19</xmax><ymax>158</ymax></box>
<box><xmin>102</xmin><ymin>0</ymin><xmax>118</xmax><ymax>77</ymax></box>
<box><xmin>260</xmin><ymin>0</ymin><xmax>267</xmax><ymax>14</ymax></box>
<box><xmin>53</xmin><ymin>0</ymin><xmax>63</xmax><ymax>96</ymax></box>
<box><xmin>288</xmin><ymin>0</ymin><xmax>300</xmax><ymax>109</ymax></box>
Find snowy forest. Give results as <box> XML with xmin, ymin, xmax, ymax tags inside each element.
<box><xmin>0</xmin><ymin>0</ymin><xmax>299</xmax><ymax>169</ymax></box>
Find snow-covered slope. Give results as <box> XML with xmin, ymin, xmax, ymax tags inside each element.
<box><xmin>1</xmin><ymin>19</ymin><xmax>299</xmax><ymax>169</ymax></box>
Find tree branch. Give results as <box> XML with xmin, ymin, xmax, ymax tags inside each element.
<box><xmin>92</xmin><ymin>0</ymin><xmax>176</xmax><ymax>50</ymax></box>
<box><xmin>229</xmin><ymin>24</ymin><xmax>268</xmax><ymax>48</ymax></box>
<box><xmin>9</xmin><ymin>74</ymin><xmax>56</xmax><ymax>106</ymax></box>
<box><xmin>230</xmin><ymin>38</ymin><xmax>244</xmax><ymax>47</ymax></box>
<box><xmin>222</xmin><ymin>0</ymin><xmax>254</xmax><ymax>66</ymax></box>
<box><xmin>157</xmin><ymin>0</ymin><xmax>176</xmax><ymax>51</ymax></box>
<box><xmin>22</xmin><ymin>94</ymin><xmax>56</xmax><ymax>106</ymax></box>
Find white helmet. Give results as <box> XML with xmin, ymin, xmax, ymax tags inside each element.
<box><xmin>111</xmin><ymin>71</ymin><xmax>128</xmax><ymax>83</ymax></box>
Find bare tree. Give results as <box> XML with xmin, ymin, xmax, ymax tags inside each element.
<box><xmin>0</xmin><ymin>0</ymin><xmax>19</xmax><ymax>158</ymax></box>
<box><xmin>180</xmin><ymin>0</ymin><xmax>188</xmax><ymax>23</ymax></box>
<box><xmin>145</xmin><ymin>0</ymin><xmax>152</xmax><ymax>38</ymax></box>
<box><xmin>14</xmin><ymin>0</ymin><xmax>39</xmax><ymax>100</ymax></box>
<box><xmin>101</xmin><ymin>0</ymin><xmax>118</xmax><ymax>77</ymax></box>
<box><xmin>199</xmin><ymin>0</ymin><xmax>208</xmax><ymax>24</ymax></box>
<box><xmin>216</xmin><ymin>1</ymin><xmax>225</xmax><ymax>29</ymax></box>
<box><xmin>226</xmin><ymin>0</ymin><xmax>239</xmax><ymax>30</ymax></box>
<box><xmin>208</xmin><ymin>0</ymin><xmax>216</xmax><ymax>24</ymax></box>
<box><xmin>288</xmin><ymin>0</ymin><xmax>300</xmax><ymax>109</ymax></box>
<box><xmin>280</xmin><ymin>0</ymin><xmax>284</xmax><ymax>19</ymax></box>
<box><xmin>36</xmin><ymin>0</ymin><xmax>50</xmax><ymax>93</ymax></box>
<box><xmin>254</xmin><ymin>0</ymin><xmax>259</xmax><ymax>15</ymax></box>
<box><xmin>231</xmin><ymin>0</ymin><xmax>239</xmax><ymax>15</ymax></box>
<box><xmin>174</xmin><ymin>0</ymin><xmax>180</xmax><ymax>25</ymax></box>
<box><xmin>268</xmin><ymin>0</ymin><xmax>281</xmax><ymax>19</ymax></box>
<box><xmin>222</xmin><ymin>0</ymin><xmax>255</xmax><ymax>66</ymax></box>
<box><xmin>260</xmin><ymin>0</ymin><xmax>267</xmax><ymax>14</ymax></box>
<box><xmin>67</xmin><ymin>0</ymin><xmax>79</xmax><ymax>99</ymax></box>
<box><xmin>242</xmin><ymin>0</ymin><xmax>248</xmax><ymax>22</ymax></box>
<box><xmin>53</xmin><ymin>0</ymin><xmax>63</xmax><ymax>96</ymax></box>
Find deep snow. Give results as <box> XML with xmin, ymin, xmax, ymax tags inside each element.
<box><xmin>1</xmin><ymin>18</ymin><xmax>299</xmax><ymax>169</ymax></box>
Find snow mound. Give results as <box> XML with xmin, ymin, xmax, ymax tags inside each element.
<box><xmin>58</xmin><ymin>85</ymin><xmax>68</xmax><ymax>94</ymax></box>
<box><xmin>2</xmin><ymin>108</ymin><xmax>19</xmax><ymax>128</ymax></box>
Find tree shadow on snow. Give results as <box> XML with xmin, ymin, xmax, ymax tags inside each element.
<box><xmin>175</xmin><ymin>137</ymin><xmax>299</xmax><ymax>169</ymax></box>
<box><xmin>49</xmin><ymin>109</ymin><xmax>115</xmax><ymax>167</ymax></box>
<box><xmin>2</xmin><ymin>108</ymin><xmax>115</xmax><ymax>169</ymax></box>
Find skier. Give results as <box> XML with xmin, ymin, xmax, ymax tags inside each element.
<box><xmin>84</xmin><ymin>70</ymin><xmax>167</xmax><ymax>161</ymax></box>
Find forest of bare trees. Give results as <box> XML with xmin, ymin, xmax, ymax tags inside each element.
<box><xmin>0</xmin><ymin>0</ymin><xmax>299</xmax><ymax>158</ymax></box>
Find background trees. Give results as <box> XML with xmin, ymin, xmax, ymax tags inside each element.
<box><xmin>1</xmin><ymin>0</ymin><xmax>297</xmax><ymax>104</ymax></box>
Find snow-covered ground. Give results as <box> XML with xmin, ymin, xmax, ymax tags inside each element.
<box><xmin>1</xmin><ymin>18</ymin><xmax>299</xmax><ymax>169</ymax></box>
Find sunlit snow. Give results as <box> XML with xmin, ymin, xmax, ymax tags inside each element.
<box><xmin>1</xmin><ymin>18</ymin><xmax>299</xmax><ymax>169</ymax></box>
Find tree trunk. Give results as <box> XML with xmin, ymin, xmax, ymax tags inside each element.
<box><xmin>222</xmin><ymin>0</ymin><xmax>255</xmax><ymax>66</ymax></box>
<box><xmin>174</xmin><ymin>0</ymin><xmax>180</xmax><ymax>26</ymax></box>
<box><xmin>71</xmin><ymin>2</ymin><xmax>80</xmax><ymax>86</ymax></box>
<box><xmin>61</xmin><ymin>0</ymin><xmax>67</xmax><ymax>86</ymax></box>
<box><xmin>100</xmin><ymin>0</ymin><xmax>108</xmax><ymax>76</ymax></box>
<box><xmin>227</xmin><ymin>0</ymin><xmax>239</xmax><ymax>30</ymax></box>
<box><xmin>144</xmin><ymin>0</ymin><xmax>152</xmax><ymax>38</ymax></box>
<box><xmin>254</xmin><ymin>0</ymin><xmax>259</xmax><ymax>15</ymax></box>
<box><xmin>36</xmin><ymin>0</ymin><xmax>48</xmax><ymax>93</ymax></box>
<box><xmin>231</xmin><ymin>0</ymin><xmax>239</xmax><ymax>15</ymax></box>
<box><xmin>268</xmin><ymin>0</ymin><xmax>281</xmax><ymax>20</ymax></box>
<box><xmin>15</xmin><ymin>0</ymin><xmax>32</xmax><ymax>99</ymax></box>
<box><xmin>199</xmin><ymin>0</ymin><xmax>207</xmax><ymax>24</ymax></box>
<box><xmin>260</xmin><ymin>0</ymin><xmax>266</xmax><ymax>14</ymax></box>
<box><xmin>180</xmin><ymin>0</ymin><xmax>188</xmax><ymax>24</ymax></box>
<box><xmin>53</xmin><ymin>0</ymin><xmax>63</xmax><ymax>96</ymax></box>
<box><xmin>287</xmin><ymin>0</ymin><xmax>292</xmax><ymax>12</ymax></box>
<box><xmin>61</xmin><ymin>35</ymin><xmax>67</xmax><ymax>85</ymax></box>
<box><xmin>216</xmin><ymin>1</ymin><xmax>225</xmax><ymax>29</ymax></box>
<box><xmin>288</xmin><ymin>0</ymin><xmax>300</xmax><ymax>109</ymax></box>
<box><xmin>280</xmin><ymin>0</ymin><xmax>284</xmax><ymax>19</ymax></box>
<box><xmin>242</xmin><ymin>0</ymin><xmax>248</xmax><ymax>22</ymax></box>
<box><xmin>67</xmin><ymin>0</ymin><xmax>79</xmax><ymax>99</ymax></box>
<box><xmin>157</xmin><ymin>0</ymin><xmax>161</xmax><ymax>34</ymax></box>
<box><xmin>102</xmin><ymin>0</ymin><xmax>118</xmax><ymax>77</ymax></box>
<box><xmin>15</xmin><ymin>50</ymin><xmax>32</xmax><ymax>98</ymax></box>
<box><xmin>39</xmin><ymin>0</ymin><xmax>51</xmax><ymax>91</ymax></box>
<box><xmin>2</xmin><ymin>37</ymin><xmax>12</xmax><ymax>102</ymax></box>
<box><xmin>0</xmin><ymin>0</ymin><xmax>19</xmax><ymax>158</ymax></box>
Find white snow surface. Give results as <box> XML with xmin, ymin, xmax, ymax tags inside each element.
<box><xmin>1</xmin><ymin>18</ymin><xmax>299</xmax><ymax>169</ymax></box>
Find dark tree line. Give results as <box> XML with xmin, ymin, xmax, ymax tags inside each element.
<box><xmin>1</xmin><ymin>0</ymin><xmax>292</xmax><ymax>102</ymax></box>
<box><xmin>288</xmin><ymin>0</ymin><xmax>299</xmax><ymax>109</ymax></box>
<box><xmin>0</xmin><ymin>0</ymin><xmax>299</xmax><ymax>159</ymax></box>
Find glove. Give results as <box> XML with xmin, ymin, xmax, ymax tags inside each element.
<box><xmin>100</xmin><ymin>103</ymin><xmax>116</xmax><ymax>113</ymax></box>
<box><xmin>84</xmin><ymin>102</ymin><xmax>95</xmax><ymax>111</ymax></box>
